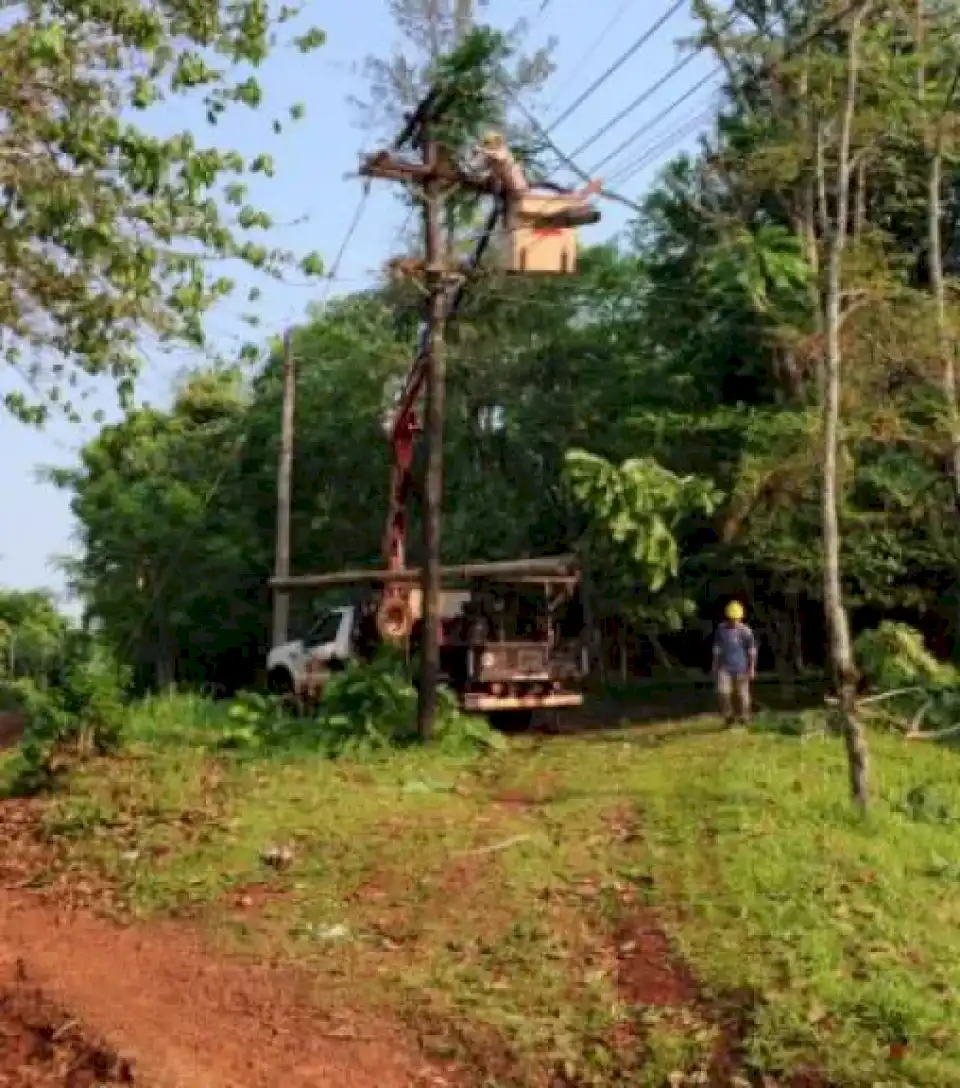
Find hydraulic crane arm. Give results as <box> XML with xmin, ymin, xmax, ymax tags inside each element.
<box><xmin>375</xmin><ymin>134</ymin><xmax>600</xmax><ymax>641</ymax></box>
<box><xmin>381</xmin><ymin>203</ymin><xmax>502</xmax><ymax>603</ymax></box>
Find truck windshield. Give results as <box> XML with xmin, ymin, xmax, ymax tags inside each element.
<box><xmin>305</xmin><ymin>611</ymin><xmax>344</xmax><ymax>646</ymax></box>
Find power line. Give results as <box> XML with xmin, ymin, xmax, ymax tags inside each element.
<box><xmin>316</xmin><ymin>183</ymin><xmax>372</xmax><ymax>304</ymax></box>
<box><xmin>546</xmin><ymin>0</ymin><xmax>686</xmax><ymax>133</ymax></box>
<box><xmin>509</xmin><ymin>94</ymin><xmax>644</xmax><ymax>213</ymax></box>
<box><xmin>546</xmin><ymin>0</ymin><xmax>638</xmax><ymax>107</ymax></box>
<box><xmin>590</xmin><ymin>69</ymin><xmax>719</xmax><ymax>175</ymax></box>
<box><xmin>607</xmin><ymin>108</ymin><xmax>712</xmax><ymax>186</ymax></box>
<box><xmin>566</xmin><ymin>5</ymin><xmax>740</xmax><ymax>162</ymax></box>
<box><xmin>570</xmin><ymin>47</ymin><xmax>698</xmax><ymax>161</ymax></box>
<box><xmin>597</xmin><ymin>0</ymin><xmax>867</xmax><ymax>187</ymax></box>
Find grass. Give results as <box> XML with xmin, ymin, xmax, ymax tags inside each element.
<box><xmin>11</xmin><ymin>693</ymin><xmax>960</xmax><ymax>1086</ymax></box>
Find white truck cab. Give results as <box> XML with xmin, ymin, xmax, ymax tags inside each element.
<box><xmin>266</xmin><ymin>606</ymin><xmax>356</xmax><ymax>696</ymax></box>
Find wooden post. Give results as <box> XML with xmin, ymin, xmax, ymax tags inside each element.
<box><xmin>272</xmin><ymin>329</ymin><xmax>295</xmax><ymax>649</ymax></box>
<box><xmin>353</xmin><ymin>116</ymin><xmax>600</xmax><ymax>739</ymax></box>
<box><xmin>417</xmin><ymin>141</ymin><xmax>447</xmax><ymax>740</ymax></box>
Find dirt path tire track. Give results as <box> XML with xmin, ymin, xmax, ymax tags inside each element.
<box><xmin>0</xmin><ymin>890</ymin><xmax>444</xmax><ymax>1087</ymax></box>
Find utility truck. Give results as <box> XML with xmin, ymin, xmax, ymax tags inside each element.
<box><xmin>267</xmin><ymin>559</ymin><xmax>588</xmax><ymax>728</ymax></box>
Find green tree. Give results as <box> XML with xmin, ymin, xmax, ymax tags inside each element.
<box><xmin>0</xmin><ymin>0</ymin><xmax>325</xmax><ymax>422</ymax></box>
<box><xmin>54</xmin><ymin>293</ymin><xmax>412</xmax><ymax>690</ymax></box>
<box><xmin>0</xmin><ymin>589</ymin><xmax>70</xmax><ymax>683</ymax></box>
<box><xmin>564</xmin><ymin>449</ymin><xmax>722</xmax><ymax>640</ymax></box>
<box><xmin>352</xmin><ymin>0</ymin><xmax>553</xmax><ymax>136</ymax></box>
<box><xmin>49</xmin><ymin>370</ymin><xmax>254</xmax><ymax>688</ymax></box>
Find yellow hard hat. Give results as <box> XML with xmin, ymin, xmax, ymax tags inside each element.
<box><xmin>725</xmin><ymin>600</ymin><xmax>744</xmax><ymax>621</ymax></box>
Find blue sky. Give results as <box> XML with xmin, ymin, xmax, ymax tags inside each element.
<box><xmin>0</xmin><ymin>0</ymin><xmax>718</xmax><ymax>609</ymax></box>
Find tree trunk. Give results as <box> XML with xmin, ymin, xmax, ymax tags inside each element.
<box><xmin>927</xmin><ymin>148</ymin><xmax>960</xmax><ymax>505</ymax></box>
<box><xmin>790</xmin><ymin>591</ymin><xmax>804</xmax><ymax>674</ymax></box>
<box><xmin>854</xmin><ymin>158</ymin><xmax>866</xmax><ymax>238</ymax></box>
<box><xmin>648</xmin><ymin>633</ymin><xmax>674</xmax><ymax>674</ymax></box>
<box><xmin>154</xmin><ymin>605</ymin><xmax>176</xmax><ymax>689</ymax></box>
<box><xmin>917</xmin><ymin>0</ymin><xmax>960</xmax><ymax>506</ymax></box>
<box><xmin>799</xmin><ymin>45</ymin><xmax>822</xmax><ymax>338</ymax></box>
<box><xmin>822</xmin><ymin>6</ymin><xmax>869</xmax><ymax>810</ymax></box>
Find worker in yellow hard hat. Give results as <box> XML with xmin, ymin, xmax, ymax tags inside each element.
<box><xmin>712</xmin><ymin>600</ymin><xmax>757</xmax><ymax>727</ymax></box>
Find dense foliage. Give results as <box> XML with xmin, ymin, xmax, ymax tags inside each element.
<box><xmin>35</xmin><ymin>2</ymin><xmax>960</xmax><ymax>708</ymax></box>
<box><xmin>0</xmin><ymin>0</ymin><xmax>325</xmax><ymax>422</ymax></box>
<box><xmin>0</xmin><ymin>604</ymin><xmax>130</xmax><ymax>793</ymax></box>
<box><xmin>222</xmin><ymin>654</ymin><xmax>505</xmax><ymax>757</ymax></box>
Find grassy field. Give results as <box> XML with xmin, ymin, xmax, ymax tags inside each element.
<box><xmin>6</xmin><ymin>695</ymin><xmax>960</xmax><ymax>1087</ymax></box>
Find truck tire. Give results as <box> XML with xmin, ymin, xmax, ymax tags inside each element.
<box><xmin>488</xmin><ymin>709</ymin><xmax>533</xmax><ymax>733</ymax></box>
<box><xmin>267</xmin><ymin>667</ymin><xmax>295</xmax><ymax>697</ymax></box>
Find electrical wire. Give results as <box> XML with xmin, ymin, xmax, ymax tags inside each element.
<box><xmin>590</xmin><ymin>68</ymin><xmax>719</xmax><ymax>175</ymax></box>
<box><xmin>546</xmin><ymin>0</ymin><xmax>638</xmax><ymax>108</ymax></box>
<box><xmin>606</xmin><ymin>107</ymin><xmax>713</xmax><ymax>185</ymax></box>
<box><xmin>509</xmin><ymin>94</ymin><xmax>644</xmax><ymax>213</ymax></box>
<box><xmin>546</xmin><ymin>0</ymin><xmax>686</xmax><ymax>133</ymax></box>
<box><xmin>566</xmin><ymin>4</ymin><xmax>741</xmax><ymax>161</ymax></box>
<box><xmin>316</xmin><ymin>183</ymin><xmax>373</xmax><ymax>305</ymax></box>
<box><xmin>596</xmin><ymin>0</ymin><xmax>867</xmax><ymax>187</ymax></box>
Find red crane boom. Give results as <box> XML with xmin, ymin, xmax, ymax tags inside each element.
<box><xmin>374</xmin><ymin>136</ymin><xmax>600</xmax><ymax>642</ymax></box>
<box><xmin>376</xmin><ymin>205</ymin><xmax>501</xmax><ymax>640</ymax></box>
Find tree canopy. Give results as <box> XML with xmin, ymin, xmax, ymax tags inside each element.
<box><xmin>41</xmin><ymin>2</ymin><xmax>960</xmax><ymax>699</ymax></box>
<box><xmin>0</xmin><ymin>0</ymin><xmax>325</xmax><ymax>423</ymax></box>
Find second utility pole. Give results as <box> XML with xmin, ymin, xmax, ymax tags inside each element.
<box><xmin>272</xmin><ymin>328</ymin><xmax>295</xmax><ymax>649</ymax></box>
<box><xmin>417</xmin><ymin>139</ymin><xmax>447</xmax><ymax>739</ymax></box>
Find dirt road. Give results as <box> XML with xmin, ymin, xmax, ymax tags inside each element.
<box><xmin>0</xmin><ymin>889</ymin><xmax>445</xmax><ymax>1087</ymax></box>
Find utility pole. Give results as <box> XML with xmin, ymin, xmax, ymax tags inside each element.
<box><xmin>358</xmin><ymin>96</ymin><xmax>599</xmax><ymax>739</ymax></box>
<box><xmin>272</xmin><ymin>329</ymin><xmax>295</xmax><ymax>649</ymax></box>
<box><xmin>417</xmin><ymin>140</ymin><xmax>447</xmax><ymax>739</ymax></box>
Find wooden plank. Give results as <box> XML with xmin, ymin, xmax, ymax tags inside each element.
<box><xmin>270</xmin><ymin>555</ymin><xmax>579</xmax><ymax>593</ymax></box>
<box><xmin>359</xmin><ymin>151</ymin><xmax>497</xmax><ymax>193</ymax></box>
<box><xmin>519</xmin><ymin>207</ymin><xmax>602</xmax><ymax>228</ymax></box>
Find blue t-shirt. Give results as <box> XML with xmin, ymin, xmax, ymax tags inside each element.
<box><xmin>713</xmin><ymin>622</ymin><xmax>756</xmax><ymax>675</ymax></box>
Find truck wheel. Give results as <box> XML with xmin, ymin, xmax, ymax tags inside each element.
<box><xmin>267</xmin><ymin>667</ymin><xmax>294</xmax><ymax>696</ymax></box>
<box><xmin>488</xmin><ymin>710</ymin><xmax>533</xmax><ymax>733</ymax></box>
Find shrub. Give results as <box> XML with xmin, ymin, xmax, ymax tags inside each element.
<box><xmin>221</xmin><ymin>690</ymin><xmax>289</xmax><ymax>750</ymax></box>
<box><xmin>220</xmin><ymin>652</ymin><xmax>505</xmax><ymax>758</ymax></box>
<box><xmin>854</xmin><ymin>623</ymin><xmax>960</xmax><ymax>736</ymax></box>
<box><xmin>855</xmin><ymin>622</ymin><xmax>959</xmax><ymax>691</ymax></box>
<box><xmin>316</xmin><ymin>653</ymin><xmax>504</xmax><ymax>756</ymax></box>
<box><xmin>10</xmin><ymin>637</ymin><xmax>129</xmax><ymax>794</ymax></box>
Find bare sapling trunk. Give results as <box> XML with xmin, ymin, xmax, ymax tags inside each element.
<box><xmin>917</xmin><ymin>0</ymin><xmax>960</xmax><ymax>505</ymax></box>
<box><xmin>926</xmin><ymin>145</ymin><xmax>960</xmax><ymax>507</ymax></box>
<box><xmin>800</xmin><ymin>47</ymin><xmax>823</xmax><ymax>341</ymax></box>
<box><xmin>822</xmin><ymin>5</ymin><xmax>869</xmax><ymax>809</ymax></box>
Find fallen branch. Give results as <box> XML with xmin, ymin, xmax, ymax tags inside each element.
<box><xmin>456</xmin><ymin>833</ymin><xmax>534</xmax><ymax>858</ymax></box>
<box><xmin>859</xmin><ymin>686</ymin><xmax>925</xmax><ymax>705</ymax></box>
<box><xmin>825</xmin><ymin>686</ymin><xmax>924</xmax><ymax>708</ymax></box>
<box><xmin>50</xmin><ymin>1018</ymin><xmax>78</xmax><ymax>1042</ymax></box>
<box><xmin>905</xmin><ymin>721</ymin><xmax>960</xmax><ymax>741</ymax></box>
<box><xmin>900</xmin><ymin>699</ymin><xmax>932</xmax><ymax>737</ymax></box>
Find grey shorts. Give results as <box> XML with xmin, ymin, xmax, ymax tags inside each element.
<box><xmin>716</xmin><ymin>669</ymin><xmax>750</xmax><ymax>695</ymax></box>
